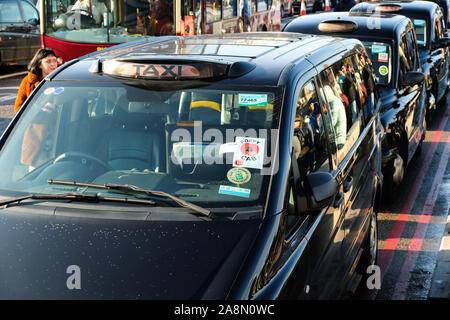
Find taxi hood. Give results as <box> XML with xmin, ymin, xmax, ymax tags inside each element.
<box><xmin>0</xmin><ymin>207</ymin><xmax>261</xmax><ymax>299</ymax></box>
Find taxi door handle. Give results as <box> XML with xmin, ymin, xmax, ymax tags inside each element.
<box><xmin>343</xmin><ymin>176</ymin><xmax>353</xmax><ymax>193</ymax></box>
<box><xmin>333</xmin><ymin>192</ymin><xmax>344</xmax><ymax>208</ymax></box>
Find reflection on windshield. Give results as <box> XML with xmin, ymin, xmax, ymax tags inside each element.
<box><xmin>45</xmin><ymin>0</ymin><xmax>175</xmax><ymax>43</ymax></box>
<box><xmin>362</xmin><ymin>41</ymin><xmax>392</xmax><ymax>85</ymax></box>
<box><xmin>0</xmin><ymin>81</ymin><xmax>281</xmax><ymax>207</ymax></box>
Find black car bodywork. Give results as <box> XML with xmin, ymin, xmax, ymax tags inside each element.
<box><xmin>428</xmin><ymin>0</ymin><xmax>450</xmax><ymax>30</ymax></box>
<box><xmin>0</xmin><ymin>0</ymin><xmax>40</xmax><ymax>65</ymax></box>
<box><xmin>351</xmin><ymin>1</ymin><xmax>450</xmax><ymax>116</ymax></box>
<box><xmin>0</xmin><ymin>33</ymin><xmax>382</xmax><ymax>299</ymax></box>
<box><xmin>283</xmin><ymin>12</ymin><xmax>428</xmax><ymax>199</ymax></box>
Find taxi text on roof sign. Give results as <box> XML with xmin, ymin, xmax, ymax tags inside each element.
<box><xmin>102</xmin><ymin>60</ymin><xmax>227</xmax><ymax>80</ymax></box>
<box><xmin>103</xmin><ymin>60</ymin><xmax>201</xmax><ymax>79</ymax></box>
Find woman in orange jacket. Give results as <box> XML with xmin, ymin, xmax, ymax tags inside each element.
<box><xmin>14</xmin><ymin>48</ymin><xmax>58</xmax><ymax>113</ymax></box>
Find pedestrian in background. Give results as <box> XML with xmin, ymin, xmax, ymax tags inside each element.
<box><xmin>14</xmin><ymin>48</ymin><xmax>58</xmax><ymax>113</ymax></box>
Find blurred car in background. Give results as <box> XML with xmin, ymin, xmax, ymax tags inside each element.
<box><xmin>0</xmin><ymin>0</ymin><xmax>40</xmax><ymax>66</ymax></box>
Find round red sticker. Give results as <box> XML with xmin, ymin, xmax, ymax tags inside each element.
<box><xmin>241</xmin><ymin>143</ymin><xmax>259</xmax><ymax>156</ymax></box>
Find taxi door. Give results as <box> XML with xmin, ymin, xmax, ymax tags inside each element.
<box><xmin>398</xmin><ymin>30</ymin><xmax>426</xmax><ymax>162</ymax></box>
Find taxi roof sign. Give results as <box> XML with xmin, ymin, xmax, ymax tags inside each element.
<box><xmin>375</xmin><ymin>4</ymin><xmax>403</xmax><ymax>12</ymax></box>
<box><xmin>318</xmin><ymin>21</ymin><xmax>358</xmax><ymax>33</ymax></box>
<box><xmin>93</xmin><ymin>58</ymin><xmax>255</xmax><ymax>80</ymax></box>
<box><xmin>102</xmin><ymin>60</ymin><xmax>227</xmax><ymax>80</ymax></box>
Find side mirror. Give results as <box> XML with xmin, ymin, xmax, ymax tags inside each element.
<box><xmin>432</xmin><ymin>37</ymin><xmax>450</xmax><ymax>50</ymax></box>
<box><xmin>303</xmin><ymin>172</ymin><xmax>338</xmax><ymax>211</ymax></box>
<box><xmin>27</xmin><ymin>18</ymin><xmax>39</xmax><ymax>26</ymax></box>
<box><xmin>402</xmin><ymin>71</ymin><xmax>425</xmax><ymax>87</ymax></box>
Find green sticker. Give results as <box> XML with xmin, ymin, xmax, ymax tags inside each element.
<box><xmin>227</xmin><ymin>167</ymin><xmax>251</xmax><ymax>185</ymax></box>
<box><xmin>372</xmin><ymin>45</ymin><xmax>387</xmax><ymax>53</ymax></box>
<box><xmin>238</xmin><ymin>94</ymin><xmax>268</xmax><ymax>107</ymax></box>
<box><xmin>379</xmin><ymin>65</ymin><xmax>389</xmax><ymax>76</ymax></box>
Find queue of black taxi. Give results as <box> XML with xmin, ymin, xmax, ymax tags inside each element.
<box><xmin>0</xmin><ymin>33</ymin><xmax>382</xmax><ymax>299</ymax></box>
<box><xmin>350</xmin><ymin>0</ymin><xmax>450</xmax><ymax>122</ymax></box>
<box><xmin>283</xmin><ymin>11</ymin><xmax>428</xmax><ymax>201</ymax></box>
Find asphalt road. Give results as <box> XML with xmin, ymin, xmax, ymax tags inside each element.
<box><xmin>0</xmin><ymin>49</ymin><xmax>449</xmax><ymax>301</ymax></box>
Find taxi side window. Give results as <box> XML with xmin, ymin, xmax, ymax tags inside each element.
<box><xmin>399</xmin><ymin>33</ymin><xmax>414</xmax><ymax>80</ymax></box>
<box><xmin>292</xmin><ymin>79</ymin><xmax>330</xmax><ymax>179</ymax></box>
<box><xmin>354</xmin><ymin>52</ymin><xmax>378</xmax><ymax>120</ymax></box>
<box><xmin>435</xmin><ymin>16</ymin><xmax>444</xmax><ymax>40</ymax></box>
<box><xmin>406</xmin><ymin>30</ymin><xmax>419</xmax><ymax>70</ymax></box>
<box><xmin>286</xmin><ymin>79</ymin><xmax>331</xmax><ymax>234</ymax></box>
<box><xmin>319</xmin><ymin>58</ymin><xmax>363</xmax><ymax>164</ymax></box>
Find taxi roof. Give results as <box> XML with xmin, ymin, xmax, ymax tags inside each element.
<box><xmin>50</xmin><ymin>33</ymin><xmax>356</xmax><ymax>87</ymax></box>
<box><xmin>351</xmin><ymin>0</ymin><xmax>441</xmax><ymax>18</ymax></box>
<box><xmin>283</xmin><ymin>11</ymin><xmax>411</xmax><ymax>41</ymax></box>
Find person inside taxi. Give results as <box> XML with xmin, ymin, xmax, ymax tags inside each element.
<box><xmin>14</xmin><ymin>48</ymin><xmax>58</xmax><ymax>113</ymax></box>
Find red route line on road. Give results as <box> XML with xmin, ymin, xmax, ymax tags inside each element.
<box><xmin>391</xmin><ymin>133</ymin><xmax>450</xmax><ymax>299</ymax></box>
<box><xmin>364</xmin><ymin>103</ymin><xmax>450</xmax><ymax>300</ymax></box>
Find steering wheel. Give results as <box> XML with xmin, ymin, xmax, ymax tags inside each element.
<box><xmin>54</xmin><ymin>151</ymin><xmax>111</xmax><ymax>172</ymax></box>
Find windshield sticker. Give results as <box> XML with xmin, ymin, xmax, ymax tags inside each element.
<box><xmin>219</xmin><ymin>185</ymin><xmax>251</xmax><ymax>198</ymax></box>
<box><xmin>371</xmin><ymin>45</ymin><xmax>387</xmax><ymax>53</ymax></box>
<box><xmin>233</xmin><ymin>137</ymin><xmax>265</xmax><ymax>169</ymax></box>
<box><xmin>54</xmin><ymin>87</ymin><xmax>64</xmax><ymax>95</ymax></box>
<box><xmin>227</xmin><ymin>167</ymin><xmax>251</xmax><ymax>185</ymax></box>
<box><xmin>379</xmin><ymin>65</ymin><xmax>389</xmax><ymax>76</ymax></box>
<box><xmin>413</xmin><ymin>19</ymin><xmax>426</xmax><ymax>26</ymax></box>
<box><xmin>378</xmin><ymin>53</ymin><xmax>388</xmax><ymax>62</ymax></box>
<box><xmin>238</xmin><ymin>94</ymin><xmax>268</xmax><ymax>107</ymax></box>
<box><xmin>44</xmin><ymin>87</ymin><xmax>55</xmax><ymax>95</ymax></box>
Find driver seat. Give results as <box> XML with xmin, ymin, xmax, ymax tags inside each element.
<box><xmin>106</xmin><ymin>100</ymin><xmax>162</xmax><ymax>171</ymax></box>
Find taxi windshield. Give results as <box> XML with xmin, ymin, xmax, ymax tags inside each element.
<box><xmin>0</xmin><ymin>81</ymin><xmax>282</xmax><ymax>208</ymax></box>
<box><xmin>361</xmin><ymin>41</ymin><xmax>392</xmax><ymax>85</ymax></box>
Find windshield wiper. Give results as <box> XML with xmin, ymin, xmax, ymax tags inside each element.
<box><xmin>0</xmin><ymin>192</ymin><xmax>156</xmax><ymax>207</ymax></box>
<box><xmin>47</xmin><ymin>179</ymin><xmax>211</xmax><ymax>218</ymax></box>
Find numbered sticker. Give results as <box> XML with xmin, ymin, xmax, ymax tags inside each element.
<box><xmin>238</xmin><ymin>94</ymin><xmax>268</xmax><ymax>107</ymax></box>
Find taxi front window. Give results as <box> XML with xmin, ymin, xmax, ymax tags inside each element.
<box><xmin>0</xmin><ymin>81</ymin><xmax>282</xmax><ymax>208</ymax></box>
<box><xmin>361</xmin><ymin>41</ymin><xmax>392</xmax><ymax>85</ymax></box>
<box><xmin>44</xmin><ymin>0</ymin><xmax>175</xmax><ymax>44</ymax></box>
<box><xmin>413</xmin><ymin>19</ymin><xmax>427</xmax><ymax>47</ymax></box>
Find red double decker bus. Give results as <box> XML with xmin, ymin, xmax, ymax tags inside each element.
<box><xmin>38</xmin><ymin>0</ymin><xmax>281</xmax><ymax>62</ymax></box>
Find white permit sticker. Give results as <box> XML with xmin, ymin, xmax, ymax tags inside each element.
<box><xmin>233</xmin><ymin>137</ymin><xmax>265</xmax><ymax>169</ymax></box>
<box><xmin>378</xmin><ymin>52</ymin><xmax>388</xmax><ymax>62</ymax></box>
<box><xmin>238</xmin><ymin>94</ymin><xmax>268</xmax><ymax>107</ymax></box>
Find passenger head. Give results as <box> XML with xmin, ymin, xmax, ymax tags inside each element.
<box><xmin>28</xmin><ymin>48</ymin><xmax>58</xmax><ymax>78</ymax></box>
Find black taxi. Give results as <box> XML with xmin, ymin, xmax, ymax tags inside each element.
<box><xmin>0</xmin><ymin>33</ymin><xmax>382</xmax><ymax>299</ymax></box>
<box><xmin>283</xmin><ymin>12</ymin><xmax>427</xmax><ymax>201</ymax></box>
<box><xmin>351</xmin><ymin>1</ymin><xmax>450</xmax><ymax>117</ymax></box>
<box><xmin>429</xmin><ymin>0</ymin><xmax>450</xmax><ymax>31</ymax></box>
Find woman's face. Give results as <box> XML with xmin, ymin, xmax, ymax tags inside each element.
<box><xmin>40</xmin><ymin>55</ymin><xmax>58</xmax><ymax>77</ymax></box>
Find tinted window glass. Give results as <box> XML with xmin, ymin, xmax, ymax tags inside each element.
<box><xmin>354</xmin><ymin>52</ymin><xmax>377</xmax><ymax>119</ymax></box>
<box><xmin>319</xmin><ymin>58</ymin><xmax>363</xmax><ymax>164</ymax></box>
<box><xmin>294</xmin><ymin>80</ymin><xmax>330</xmax><ymax>178</ymax></box>
<box><xmin>0</xmin><ymin>0</ymin><xmax>22</xmax><ymax>23</ymax></box>
<box><xmin>361</xmin><ymin>41</ymin><xmax>392</xmax><ymax>85</ymax></box>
